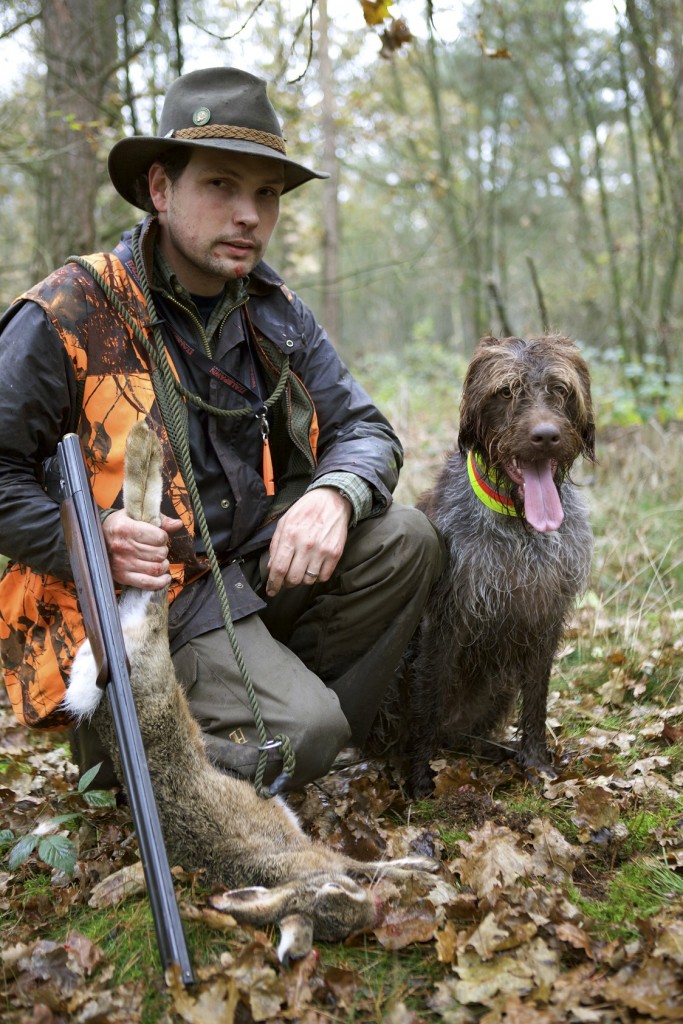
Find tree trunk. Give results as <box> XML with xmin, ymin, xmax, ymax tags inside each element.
<box><xmin>36</xmin><ymin>0</ymin><xmax>118</xmax><ymax>273</ymax></box>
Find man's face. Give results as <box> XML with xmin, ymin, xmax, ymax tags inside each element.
<box><xmin>148</xmin><ymin>148</ymin><xmax>284</xmax><ymax>295</ymax></box>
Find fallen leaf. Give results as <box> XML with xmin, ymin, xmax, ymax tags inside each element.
<box><xmin>375</xmin><ymin>898</ymin><xmax>438</xmax><ymax>949</ymax></box>
<box><xmin>88</xmin><ymin>861</ymin><xmax>146</xmax><ymax>908</ymax></box>
<box><xmin>460</xmin><ymin>911</ymin><xmax>534</xmax><ymax>961</ymax></box>
<box><xmin>323</xmin><ymin>965</ymin><xmax>364</xmax><ymax>1007</ymax></box>
<box><xmin>653</xmin><ymin>919</ymin><xmax>683</xmax><ymax>965</ymax></box>
<box><xmin>167</xmin><ymin>963</ymin><xmax>239</xmax><ymax>1024</ymax></box>
<box><xmin>603</xmin><ymin>957</ymin><xmax>683</xmax><ymax>1017</ymax></box>
<box><xmin>554</xmin><ymin>921</ymin><xmax>595</xmax><ymax>958</ymax></box>
<box><xmin>435</xmin><ymin>919</ymin><xmax>458</xmax><ymax>964</ymax></box>
<box><xmin>454</xmin><ymin>822</ymin><xmax>535</xmax><ymax>897</ymax></box>
<box><xmin>571</xmin><ymin>787</ymin><xmax>621</xmax><ymax>833</ymax></box>
<box><xmin>527</xmin><ymin>818</ymin><xmax>581</xmax><ymax>880</ymax></box>
<box><xmin>454</xmin><ymin>937</ymin><xmax>561</xmax><ymax>1004</ymax></box>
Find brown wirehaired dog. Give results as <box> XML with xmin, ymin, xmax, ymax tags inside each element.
<box><xmin>404</xmin><ymin>334</ymin><xmax>595</xmax><ymax>797</ymax></box>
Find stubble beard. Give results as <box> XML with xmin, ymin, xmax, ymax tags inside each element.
<box><xmin>167</xmin><ymin>224</ymin><xmax>262</xmax><ymax>287</ymax></box>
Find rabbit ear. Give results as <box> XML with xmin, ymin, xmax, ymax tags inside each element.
<box><xmin>209</xmin><ymin>884</ymin><xmax>296</xmax><ymax>924</ymax></box>
<box><xmin>124</xmin><ymin>421</ymin><xmax>163</xmax><ymax>526</ymax></box>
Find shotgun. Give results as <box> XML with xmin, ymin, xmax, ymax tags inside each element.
<box><xmin>58</xmin><ymin>432</ymin><xmax>195</xmax><ymax>987</ymax></box>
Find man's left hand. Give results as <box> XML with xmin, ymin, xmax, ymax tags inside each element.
<box><xmin>266</xmin><ymin>487</ymin><xmax>352</xmax><ymax>596</ymax></box>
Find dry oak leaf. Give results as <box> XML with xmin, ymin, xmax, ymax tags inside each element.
<box><xmin>65</xmin><ymin>984</ymin><xmax>142</xmax><ymax>1023</ymax></box>
<box><xmin>602</xmin><ymin>957</ymin><xmax>683</xmax><ymax>1018</ymax></box>
<box><xmin>5</xmin><ymin>932</ymin><xmax>105</xmax><ymax>1002</ymax></box>
<box><xmin>553</xmin><ymin>921</ymin><xmax>595</xmax><ymax>959</ymax></box>
<box><xmin>480</xmin><ymin>996</ymin><xmax>565</xmax><ymax>1023</ymax></box>
<box><xmin>453</xmin><ymin>937</ymin><xmax>561</xmax><ymax>1004</ymax></box>
<box><xmin>453</xmin><ymin>822</ymin><xmax>535</xmax><ymax>897</ymax></box>
<box><xmin>630</xmin><ymin>771</ymin><xmax>679</xmax><ymax>801</ymax></box>
<box><xmin>548</xmin><ymin>962</ymin><xmax>607</xmax><ymax>1021</ymax></box>
<box><xmin>570</xmin><ymin>786</ymin><xmax>621</xmax><ymax>835</ymax></box>
<box><xmin>384</xmin><ymin>822</ymin><xmax>444</xmax><ymax>861</ymax></box>
<box><xmin>374</xmin><ymin>897</ymin><xmax>439</xmax><ymax>949</ymax></box>
<box><xmin>460</xmin><ymin>910</ymin><xmax>537</xmax><ymax>961</ymax></box>
<box><xmin>361</xmin><ymin>0</ymin><xmax>394</xmax><ymax>26</ymax></box>
<box><xmin>662</xmin><ymin>721</ymin><xmax>683</xmax><ymax>743</ymax></box>
<box><xmin>427</xmin><ymin>978</ymin><xmax>479</xmax><ymax>1022</ymax></box>
<box><xmin>653</xmin><ymin>919</ymin><xmax>683</xmax><ymax>965</ymax></box>
<box><xmin>167</xmin><ymin>963</ymin><xmax>239</xmax><ymax>1024</ymax></box>
<box><xmin>232</xmin><ymin>957</ymin><xmax>285</xmax><ymax>1021</ymax></box>
<box><xmin>526</xmin><ymin>817</ymin><xmax>580</xmax><ymax>880</ymax></box>
<box><xmin>435</xmin><ymin>919</ymin><xmax>458</xmax><ymax>964</ymax></box>
<box><xmin>88</xmin><ymin>861</ymin><xmax>146</xmax><ymax>908</ymax></box>
<box><xmin>280</xmin><ymin>949</ymin><xmax>320</xmax><ymax>1017</ymax></box>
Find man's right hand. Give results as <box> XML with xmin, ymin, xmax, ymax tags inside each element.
<box><xmin>102</xmin><ymin>509</ymin><xmax>184</xmax><ymax>589</ymax></box>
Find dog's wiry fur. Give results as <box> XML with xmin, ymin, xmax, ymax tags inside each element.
<box><xmin>65</xmin><ymin>422</ymin><xmax>437</xmax><ymax>957</ymax></box>
<box><xmin>405</xmin><ymin>334</ymin><xmax>595</xmax><ymax>797</ymax></box>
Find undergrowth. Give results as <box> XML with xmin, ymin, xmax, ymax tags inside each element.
<box><xmin>1</xmin><ymin>393</ymin><xmax>682</xmax><ymax>1021</ymax></box>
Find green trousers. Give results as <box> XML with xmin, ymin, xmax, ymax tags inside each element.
<box><xmin>72</xmin><ymin>504</ymin><xmax>445</xmax><ymax>790</ymax></box>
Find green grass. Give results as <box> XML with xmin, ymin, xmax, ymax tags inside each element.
<box><xmin>316</xmin><ymin>942</ymin><xmax>446</xmax><ymax>1022</ymax></box>
<box><xmin>569</xmin><ymin>858</ymin><xmax>683</xmax><ymax>942</ymax></box>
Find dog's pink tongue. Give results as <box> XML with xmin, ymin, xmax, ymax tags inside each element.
<box><xmin>519</xmin><ymin>461</ymin><xmax>564</xmax><ymax>532</ymax></box>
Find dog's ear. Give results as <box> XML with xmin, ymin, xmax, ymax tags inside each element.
<box><xmin>457</xmin><ymin>340</ymin><xmax>493</xmax><ymax>456</ymax></box>
<box><xmin>581</xmin><ymin>410</ymin><xmax>596</xmax><ymax>462</ymax></box>
<box><xmin>457</xmin><ymin>420</ymin><xmax>476</xmax><ymax>457</ymax></box>
<box><xmin>566</xmin><ymin>346</ymin><xmax>596</xmax><ymax>462</ymax></box>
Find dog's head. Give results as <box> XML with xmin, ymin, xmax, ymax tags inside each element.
<box><xmin>457</xmin><ymin>335</ymin><xmax>595</xmax><ymax>530</ymax></box>
<box><xmin>458</xmin><ymin>334</ymin><xmax>595</xmax><ymax>464</ymax></box>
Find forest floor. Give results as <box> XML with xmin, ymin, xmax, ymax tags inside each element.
<box><xmin>1</xmin><ymin>421</ymin><xmax>682</xmax><ymax>1024</ymax></box>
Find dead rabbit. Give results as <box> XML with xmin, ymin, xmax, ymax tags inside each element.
<box><xmin>65</xmin><ymin>421</ymin><xmax>437</xmax><ymax>960</ymax></box>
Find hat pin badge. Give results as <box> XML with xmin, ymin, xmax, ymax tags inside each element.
<box><xmin>192</xmin><ymin>106</ymin><xmax>211</xmax><ymax>126</ymax></box>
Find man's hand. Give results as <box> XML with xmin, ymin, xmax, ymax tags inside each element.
<box><xmin>102</xmin><ymin>509</ymin><xmax>184</xmax><ymax>589</ymax></box>
<box><xmin>266</xmin><ymin>488</ymin><xmax>352</xmax><ymax>597</ymax></box>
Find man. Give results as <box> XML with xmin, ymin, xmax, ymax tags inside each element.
<box><xmin>0</xmin><ymin>67</ymin><xmax>444</xmax><ymax>790</ymax></box>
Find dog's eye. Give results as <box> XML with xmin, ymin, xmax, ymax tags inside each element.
<box><xmin>551</xmin><ymin>383</ymin><xmax>569</xmax><ymax>398</ymax></box>
<box><xmin>497</xmin><ymin>385</ymin><xmax>513</xmax><ymax>399</ymax></box>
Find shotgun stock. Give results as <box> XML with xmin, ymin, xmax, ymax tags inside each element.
<box><xmin>58</xmin><ymin>432</ymin><xmax>195</xmax><ymax>987</ymax></box>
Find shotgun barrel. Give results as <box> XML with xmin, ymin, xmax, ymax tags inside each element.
<box><xmin>58</xmin><ymin>432</ymin><xmax>195</xmax><ymax>987</ymax></box>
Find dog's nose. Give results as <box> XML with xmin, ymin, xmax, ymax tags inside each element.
<box><xmin>531</xmin><ymin>423</ymin><xmax>561</xmax><ymax>449</ymax></box>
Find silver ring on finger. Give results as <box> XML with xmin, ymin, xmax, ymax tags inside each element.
<box><xmin>304</xmin><ymin>569</ymin><xmax>319</xmax><ymax>579</ymax></box>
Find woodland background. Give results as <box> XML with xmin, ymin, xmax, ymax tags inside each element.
<box><xmin>0</xmin><ymin>0</ymin><xmax>681</xmax><ymax>412</ymax></box>
<box><xmin>1</xmin><ymin>2</ymin><xmax>683</xmax><ymax>1022</ymax></box>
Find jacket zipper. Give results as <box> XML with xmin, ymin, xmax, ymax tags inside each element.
<box><xmin>161</xmin><ymin>291</ymin><xmax>248</xmax><ymax>358</ymax></box>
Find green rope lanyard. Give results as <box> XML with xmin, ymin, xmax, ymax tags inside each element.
<box><xmin>66</xmin><ymin>226</ymin><xmax>296</xmax><ymax>796</ymax></box>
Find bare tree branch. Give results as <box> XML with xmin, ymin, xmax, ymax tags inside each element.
<box><xmin>187</xmin><ymin>0</ymin><xmax>269</xmax><ymax>43</ymax></box>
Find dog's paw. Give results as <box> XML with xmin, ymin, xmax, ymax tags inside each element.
<box><xmin>519</xmin><ymin>745</ymin><xmax>558</xmax><ymax>781</ymax></box>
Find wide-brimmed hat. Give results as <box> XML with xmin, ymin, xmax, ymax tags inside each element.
<box><xmin>108</xmin><ymin>66</ymin><xmax>328</xmax><ymax>209</ymax></box>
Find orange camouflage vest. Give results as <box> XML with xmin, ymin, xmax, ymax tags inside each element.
<box><xmin>0</xmin><ymin>252</ymin><xmax>319</xmax><ymax>729</ymax></box>
<box><xmin>0</xmin><ymin>253</ymin><xmax>216</xmax><ymax>728</ymax></box>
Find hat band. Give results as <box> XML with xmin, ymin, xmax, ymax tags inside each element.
<box><xmin>170</xmin><ymin>124</ymin><xmax>287</xmax><ymax>155</ymax></box>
